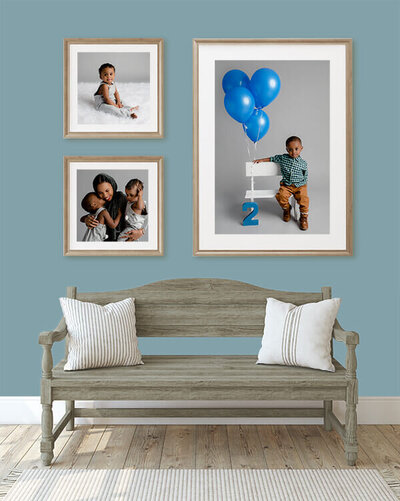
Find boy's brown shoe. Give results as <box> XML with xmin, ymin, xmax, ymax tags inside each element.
<box><xmin>299</xmin><ymin>214</ymin><xmax>308</xmax><ymax>231</ymax></box>
<box><xmin>283</xmin><ymin>206</ymin><xmax>291</xmax><ymax>222</ymax></box>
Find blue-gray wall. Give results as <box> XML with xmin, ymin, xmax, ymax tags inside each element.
<box><xmin>1</xmin><ymin>0</ymin><xmax>399</xmax><ymax>396</ymax></box>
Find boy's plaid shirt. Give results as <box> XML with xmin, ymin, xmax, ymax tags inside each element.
<box><xmin>270</xmin><ymin>154</ymin><xmax>308</xmax><ymax>187</ymax></box>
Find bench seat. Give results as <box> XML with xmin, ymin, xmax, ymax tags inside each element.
<box><xmin>51</xmin><ymin>356</ymin><xmax>347</xmax><ymax>401</ymax></box>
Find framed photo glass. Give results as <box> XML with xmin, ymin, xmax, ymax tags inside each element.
<box><xmin>193</xmin><ymin>39</ymin><xmax>352</xmax><ymax>255</ymax></box>
<box><xmin>64</xmin><ymin>157</ymin><xmax>163</xmax><ymax>256</ymax></box>
<box><xmin>64</xmin><ymin>38</ymin><xmax>163</xmax><ymax>138</ymax></box>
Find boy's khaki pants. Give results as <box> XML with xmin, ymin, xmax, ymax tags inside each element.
<box><xmin>275</xmin><ymin>183</ymin><xmax>309</xmax><ymax>215</ymax></box>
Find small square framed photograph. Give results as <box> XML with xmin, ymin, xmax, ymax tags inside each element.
<box><xmin>64</xmin><ymin>38</ymin><xmax>163</xmax><ymax>138</ymax></box>
<box><xmin>193</xmin><ymin>38</ymin><xmax>353</xmax><ymax>256</ymax></box>
<box><xmin>64</xmin><ymin>156</ymin><xmax>163</xmax><ymax>256</ymax></box>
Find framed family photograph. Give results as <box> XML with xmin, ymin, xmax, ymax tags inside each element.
<box><xmin>193</xmin><ymin>39</ymin><xmax>353</xmax><ymax>256</ymax></box>
<box><xmin>64</xmin><ymin>156</ymin><xmax>163</xmax><ymax>256</ymax></box>
<box><xmin>64</xmin><ymin>38</ymin><xmax>163</xmax><ymax>138</ymax></box>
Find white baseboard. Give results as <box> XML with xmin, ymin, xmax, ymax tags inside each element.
<box><xmin>1</xmin><ymin>397</ymin><xmax>399</xmax><ymax>425</ymax></box>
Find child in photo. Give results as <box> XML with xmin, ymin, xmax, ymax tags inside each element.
<box><xmin>94</xmin><ymin>63</ymin><xmax>139</xmax><ymax>119</ymax></box>
<box><xmin>81</xmin><ymin>192</ymin><xmax>122</xmax><ymax>241</ymax></box>
<box><xmin>118</xmin><ymin>179</ymin><xmax>148</xmax><ymax>241</ymax></box>
<box><xmin>254</xmin><ymin>136</ymin><xmax>309</xmax><ymax>230</ymax></box>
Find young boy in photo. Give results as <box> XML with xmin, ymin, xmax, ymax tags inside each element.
<box><xmin>117</xmin><ymin>179</ymin><xmax>147</xmax><ymax>241</ymax></box>
<box><xmin>94</xmin><ymin>63</ymin><xmax>139</xmax><ymax>119</ymax></box>
<box><xmin>254</xmin><ymin>136</ymin><xmax>309</xmax><ymax>230</ymax></box>
<box><xmin>81</xmin><ymin>192</ymin><xmax>122</xmax><ymax>241</ymax></box>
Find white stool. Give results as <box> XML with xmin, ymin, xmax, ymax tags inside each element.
<box><xmin>244</xmin><ymin>161</ymin><xmax>299</xmax><ymax>220</ymax></box>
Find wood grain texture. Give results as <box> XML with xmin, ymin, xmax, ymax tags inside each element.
<box><xmin>124</xmin><ymin>425</ymin><xmax>166</xmax><ymax>469</ymax></box>
<box><xmin>287</xmin><ymin>425</ymin><xmax>339</xmax><ymax>469</ymax></box>
<box><xmin>77</xmin><ymin>279</ymin><xmax>323</xmax><ymax>308</ymax></box>
<box><xmin>195</xmin><ymin>425</ymin><xmax>231</xmax><ymax>469</ymax></box>
<box><xmin>69</xmin><ymin>426</ymin><xmax>106</xmax><ymax>469</ymax></box>
<box><xmin>257</xmin><ymin>425</ymin><xmax>303</xmax><ymax>469</ymax></box>
<box><xmin>159</xmin><ymin>426</ymin><xmax>196</xmax><ymax>469</ymax></box>
<box><xmin>0</xmin><ymin>426</ymin><xmax>17</xmax><ymax>446</ymax></box>
<box><xmin>88</xmin><ymin>426</ymin><xmax>135</xmax><ymax>469</ymax></box>
<box><xmin>16</xmin><ymin>429</ymin><xmax>72</xmax><ymax>471</ymax></box>
<box><xmin>227</xmin><ymin>425</ymin><xmax>267</xmax><ymax>469</ymax></box>
<box><xmin>379</xmin><ymin>425</ymin><xmax>400</xmax><ymax>455</ymax></box>
<box><xmin>317</xmin><ymin>426</ymin><xmax>373</xmax><ymax>469</ymax></box>
<box><xmin>357</xmin><ymin>425</ymin><xmax>400</xmax><ymax>482</ymax></box>
<box><xmin>0</xmin><ymin>426</ymin><xmax>41</xmax><ymax>480</ymax></box>
<box><xmin>2</xmin><ymin>425</ymin><xmax>399</xmax><ymax>482</ymax></box>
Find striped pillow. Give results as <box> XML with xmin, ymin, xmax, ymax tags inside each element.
<box><xmin>59</xmin><ymin>297</ymin><xmax>143</xmax><ymax>371</ymax></box>
<box><xmin>257</xmin><ymin>297</ymin><xmax>341</xmax><ymax>372</ymax></box>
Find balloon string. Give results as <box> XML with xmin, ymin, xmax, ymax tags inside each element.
<box><xmin>243</xmin><ymin>125</ymin><xmax>252</xmax><ymax>162</ymax></box>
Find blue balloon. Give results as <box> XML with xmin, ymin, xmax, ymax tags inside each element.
<box><xmin>243</xmin><ymin>109</ymin><xmax>270</xmax><ymax>143</ymax></box>
<box><xmin>249</xmin><ymin>68</ymin><xmax>281</xmax><ymax>109</ymax></box>
<box><xmin>224</xmin><ymin>87</ymin><xmax>255</xmax><ymax>124</ymax></box>
<box><xmin>222</xmin><ymin>69</ymin><xmax>250</xmax><ymax>93</ymax></box>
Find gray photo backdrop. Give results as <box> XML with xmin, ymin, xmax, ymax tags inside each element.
<box><xmin>78</xmin><ymin>52</ymin><xmax>150</xmax><ymax>83</ymax></box>
<box><xmin>77</xmin><ymin>169</ymin><xmax>149</xmax><ymax>242</ymax></box>
<box><xmin>215</xmin><ymin>60</ymin><xmax>330</xmax><ymax>235</ymax></box>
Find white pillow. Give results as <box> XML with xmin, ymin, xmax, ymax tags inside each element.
<box><xmin>257</xmin><ymin>297</ymin><xmax>340</xmax><ymax>372</ymax></box>
<box><xmin>59</xmin><ymin>297</ymin><xmax>143</xmax><ymax>371</ymax></box>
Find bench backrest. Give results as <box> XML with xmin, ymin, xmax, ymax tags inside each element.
<box><xmin>70</xmin><ymin>278</ymin><xmax>330</xmax><ymax>338</ymax></box>
<box><xmin>245</xmin><ymin>161</ymin><xmax>281</xmax><ymax>177</ymax></box>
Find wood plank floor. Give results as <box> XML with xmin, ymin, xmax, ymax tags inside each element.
<box><xmin>0</xmin><ymin>425</ymin><xmax>399</xmax><ymax>483</ymax></box>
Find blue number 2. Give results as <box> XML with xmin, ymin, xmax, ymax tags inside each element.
<box><xmin>242</xmin><ymin>202</ymin><xmax>259</xmax><ymax>226</ymax></box>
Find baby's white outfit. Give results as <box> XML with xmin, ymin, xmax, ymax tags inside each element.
<box><xmin>118</xmin><ymin>203</ymin><xmax>147</xmax><ymax>241</ymax></box>
<box><xmin>82</xmin><ymin>207</ymin><xmax>108</xmax><ymax>242</ymax></box>
<box><xmin>94</xmin><ymin>81</ymin><xmax>134</xmax><ymax>119</ymax></box>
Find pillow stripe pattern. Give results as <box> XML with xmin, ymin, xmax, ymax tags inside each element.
<box><xmin>281</xmin><ymin>305</ymin><xmax>303</xmax><ymax>366</ymax></box>
<box><xmin>257</xmin><ymin>297</ymin><xmax>340</xmax><ymax>372</ymax></box>
<box><xmin>60</xmin><ymin>297</ymin><xmax>143</xmax><ymax>371</ymax></box>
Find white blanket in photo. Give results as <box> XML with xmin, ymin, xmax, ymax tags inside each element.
<box><xmin>78</xmin><ymin>82</ymin><xmax>151</xmax><ymax>125</ymax></box>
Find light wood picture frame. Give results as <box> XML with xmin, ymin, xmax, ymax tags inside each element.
<box><xmin>64</xmin><ymin>38</ymin><xmax>164</xmax><ymax>138</ymax></box>
<box><xmin>64</xmin><ymin>156</ymin><xmax>164</xmax><ymax>256</ymax></box>
<box><xmin>193</xmin><ymin>38</ymin><xmax>353</xmax><ymax>256</ymax></box>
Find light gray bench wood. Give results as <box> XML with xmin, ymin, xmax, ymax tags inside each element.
<box><xmin>39</xmin><ymin>278</ymin><xmax>359</xmax><ymax>466</ymax></box>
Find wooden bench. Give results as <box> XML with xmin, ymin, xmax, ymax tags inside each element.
<box><xmin>39</xmin><ymin>278</ymin><xmax>359</xmax><ymax>466</ymax></box>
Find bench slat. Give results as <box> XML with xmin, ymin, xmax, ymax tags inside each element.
<box><xmin>52</xmin><ymin>357</ymin><xmax>346</xmax><ymax>388</ymax></box>
<box><xmin>53</xmin><ymin>387</ymin><xmax>347</xmax><ymax>401</ymax></box>
<box><xmin>136</xmin><ymin>304</ymin><xmax>265</xmax><ymax>326</ymax></box>
<box><xmin>76</xmin><ymin>279</ymin><xmax>323</xmax><ymax>309</ymax></box>
<box><xmin>136</xmin><ymin>326</ymin><xmax>264</xmax><ymax>337</ymax></box>
<box><xmin>245</xmin><ymin>162</ymin><xmax>281</xmax><ymax>176</ymax></box>
<box><xmin>245</xmin><ymin>189</ymin><xmax>276</xmax><ymax>199</ymax></box>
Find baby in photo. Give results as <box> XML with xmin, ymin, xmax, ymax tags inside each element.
<box><xmin>94</xmin><ymin>63</ymin><xmax>139</xmax><ymax>119</ymax></box>
<box><xmin>254</xmin><ymin>136</ymin><xmax>309</xmax><ymax>231</ymax></box>
<box><xmin>81</xmin><ymin>192</ymin><xmax>122</xmax><ymax>241</ymax></box>
<box><xmin>118</xmin><ymin>179</ymin><xmax>148</xmax><ymax>241</ymax></box>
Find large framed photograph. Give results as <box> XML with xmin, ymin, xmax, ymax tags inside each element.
<box><xmin>64</xmin><ymin>38</ymin><xmax>163</xmax><ymax>138</ymax></box>
<box><xmin>193</xmin><ymin>39</ymin><xmax>352</xmax><ymax>255</ymax></box>
<box><xmin>64</xmin><ymin>156</ymin><xmax>163</xmax><ymax>256</ymax></box>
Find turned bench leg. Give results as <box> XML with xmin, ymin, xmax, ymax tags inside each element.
<box><xmin>323</xmin><ymin>400</ymin><xmax>333</xmax><ymax>431</ymax></box>
<box><xmin>345</xmin><ymin>344</ymin><xmax>358</xmax><ymax>466</ymax></box>
<box><xmin>66</xmin><ymin>401</ymin><xmax>75</xmax><ymax>431</ymax></box>
<box><xmin>41</xmin><ymin>344</ymin><xmax>54</xmax><ymax>466</ymax></box>
<box><xmin>41</xmin><ymin>402</ymin><xmax>54</xmax><ymax>466</ymax></box>
<box><xmin>345</xmin><ymin>402</ymin><xmax>358</xmax><ymax>466</ymax></box>
<box><xmin>345</xmin><ymin>385</ymin><xmax>358</xmax><ymax>465</ymax></box>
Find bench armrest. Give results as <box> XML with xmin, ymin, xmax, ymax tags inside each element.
<box><xmin>333</xmin><ymin>319</ymin><xmax>359</xmax><ymax>346</ymax></box>
<box><xmin>39</xmin><ymin>318</ymin><xmax>68</xmax><ymax>346</ymax></box>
